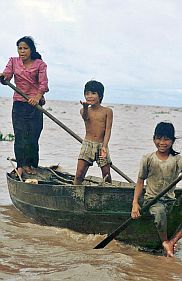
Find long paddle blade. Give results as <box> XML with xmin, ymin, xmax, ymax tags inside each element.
<box><xmin>94</xmin><ymin>173</ymin><xmax>182</xmax><ymax>249</ymax></box>
<box><xmin>94</xmin><ymin>217</ymin><xmax>132</xmax><ymax>249</ymax></box>
<box><xmin>1</xmin><ymin>78</ymin><xmax>135</xmax><ymax>183</ymax></box>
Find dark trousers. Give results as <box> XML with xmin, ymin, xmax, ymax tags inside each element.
<box><xmin>12</xmin><ymin>101</ymin><xmax>43</xmax><ymax>168</ymax></box>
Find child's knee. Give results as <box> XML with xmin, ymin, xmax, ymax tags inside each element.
<box><xmin>149</xmin><ymin>204</ymin><xmax>167</xmax><ymax>232</ymax></box>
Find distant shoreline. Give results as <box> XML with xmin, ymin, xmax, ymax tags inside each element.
<box><xmin>0</xmin><ymin>96</ymin><xmax>181</xmax><ymax>109</ymax></box>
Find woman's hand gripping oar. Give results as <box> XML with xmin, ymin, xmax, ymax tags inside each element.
<box><xmin>94</xmin><ymin>173</ymin><xmax>182</xmax><ymax>249</ymax></box>
<box><xmin>1</xmin><ymin>77</ymin><xmax>135</xmax><ymax>184</ymax></box>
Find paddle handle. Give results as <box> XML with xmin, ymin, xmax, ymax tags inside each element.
<box><xmin>94</xmin><ymin>173</ymin><xmax>182</xmax><ymax>249</ymax></box>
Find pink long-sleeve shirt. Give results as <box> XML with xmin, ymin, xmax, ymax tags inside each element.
<box><xmin>3</xmin><ymin>57</ymin><xmax>49</xmax><ymax>102</ymax></box>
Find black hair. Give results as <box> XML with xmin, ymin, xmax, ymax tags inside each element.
<box><xmin>84</xmin><ymin>80</ymin><xmax>104</xmax><ymax>103</ymax></box>
<box><xmin>16</xmin><ymin>36</ymin><xmax>42</xmax><ymax>60</ymax></box>
<box><xmin>153</xmin><ymin>122</ymin><xmax>179</xmax><ymax>156</ymax></box>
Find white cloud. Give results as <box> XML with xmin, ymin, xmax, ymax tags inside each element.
<box><xmin>1</xmin><ymin>0</ymin><xmax>182</xmax><ymax>106</ymax></box>
<box><xmin>16</xmin><ymin>0</ymin><xmax>76</xmax><ymax>22</ymax></box>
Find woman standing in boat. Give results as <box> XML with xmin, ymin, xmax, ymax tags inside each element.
<box><xmin>0</xmin><ymin>36</ymin><xmax>49</xmax><ymax>176</ymax></box>
<box><xmin>131</xmin><ymin>122</ymin><xmax>182</xmax><ymax>256</ymax></box>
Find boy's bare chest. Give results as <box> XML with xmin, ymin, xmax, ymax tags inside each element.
<box><xmin>88</xmin><ymin>109</ymin><xmax>106</xmax><ymax>122</ymax></box>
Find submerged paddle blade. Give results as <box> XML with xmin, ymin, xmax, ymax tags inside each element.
<box><xmin>94</xmin><ymin>217</ymin><xmax>132</xmax><ymax>249</ymax></box>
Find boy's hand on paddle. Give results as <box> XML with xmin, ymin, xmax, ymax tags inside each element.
<box><xmin>131</xmin><ymin>202</ymin><xmax>141</xmax><ymax>219</ymax></box>
<box><xmin>100</xmin><ymin>147</ymin><xmax>107</xmax><ymax>159</ymax></box>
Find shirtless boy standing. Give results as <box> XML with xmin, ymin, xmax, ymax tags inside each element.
<box><xmin>74</xmin><ymin>80</ymin><xmax>113</xmax><ymax>185</ymax></box>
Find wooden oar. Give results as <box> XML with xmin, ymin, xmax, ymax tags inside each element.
<box><xmin>1</xmin><ymin>78</ymin><xmax>135</xmax><ymax>184</ymax></box>
<box><xmin>94</xmin><ymin>173</ymin><xmax>182</xmax><ymax>249</ymax></box>
<box><xmin>7</xmin><ymin>157</ymin><xmax>23</xmax><ymax>182</ymax></box>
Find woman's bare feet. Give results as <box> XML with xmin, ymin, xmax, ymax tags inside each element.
<box><xmin>23</xmin><ymin>166</ymin><xmax>36</xmax><ymax>175</ymax></box>
<box><xmin>162</xmin><ymin>240</ymin><xmax>174</xmax><ymax>257</ymax></box>
<box><xmin>17</xmin><ymin>167</ymin><xmax>23</xmax><ymax>177</ymax></box>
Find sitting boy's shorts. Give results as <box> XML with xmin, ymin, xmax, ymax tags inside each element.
<box><xmin>144</xmin><ymin>198</ymin><xmax>175</xmax><ymax>233</ymax></box>
<box><xmin>78</xmin><ymin>139</ymin><xmax>112</xmax><ymax>167</ymax></box>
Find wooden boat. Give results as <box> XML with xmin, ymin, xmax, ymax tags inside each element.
<box><xmin>6</xmin><ymin>165</ymin><xmax>182</xmax><ymax>250</ymax></box>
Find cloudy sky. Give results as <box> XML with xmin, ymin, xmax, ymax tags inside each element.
<box><xmin>1</xmin><ymin>0</ymin><xmax>182</xmax><ymax>106</ymax></box>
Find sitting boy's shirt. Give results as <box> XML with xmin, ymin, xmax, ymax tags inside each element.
<box><xmin>138</xmin><ymin>152</ymin><xmax>182</xmax><ymax>200</ymax></box>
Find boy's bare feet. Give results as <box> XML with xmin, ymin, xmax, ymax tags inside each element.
<box><xmin>162</xmin><ymin>240</ymin><xmax>174</xmax><ymax>257</ymax></box>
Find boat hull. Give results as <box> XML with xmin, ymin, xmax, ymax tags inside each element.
<box><xmin>6</xmin><ymin>168</ymin><xmax>182</xmax><ymax>250</ymax></box>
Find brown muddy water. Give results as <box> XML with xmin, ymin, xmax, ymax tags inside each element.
<box><xmin>0</xmin><ymin>97</ymin><xmax>182</xmax><ymax>281</ymax></box>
